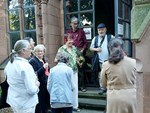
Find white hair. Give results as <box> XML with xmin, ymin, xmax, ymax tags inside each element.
<box><xmin>33</xmin><ymin>44</ymin><xmax>46</xmax><ymax>53</ymax></box>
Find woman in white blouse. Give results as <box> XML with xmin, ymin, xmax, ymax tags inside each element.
<box><xmin>4</xmin><ymin>40</ymin><xmax>40</xmax><ymax>113</ymax></box>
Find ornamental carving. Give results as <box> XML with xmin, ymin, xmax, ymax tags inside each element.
<box><xmin>41</xmin><ymin>0</ymin><xmax>49</xmax><ymax>4</ymax></box>
<box><xmin>32</xmin><ymin>0</ymin><xmax>41</xmax><ymax>4</ymax></box>
<box><xmin>32</xmin><ymin>0</ymin><xmax>49</xmax><ymax>4</ymax></box>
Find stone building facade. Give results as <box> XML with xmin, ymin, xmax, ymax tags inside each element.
<box><xmin>131</xmin><ymin>0</ymin><xmax>150</xmax><ymax>113</ymax></box>
<box><xmin>0</xmin><ymin>0</ymin><xmax>150</xmax><ymax>112</ymax></box>
<box><xmin>0</xmin><ymin>0</ymin><xmax>64</xmax><ymax>67</ymax></box>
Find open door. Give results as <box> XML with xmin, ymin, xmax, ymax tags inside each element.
<box><xmin>114</xmin><ymin>0</ymin><xmax>132</xmax><ymax>56</ymax></box>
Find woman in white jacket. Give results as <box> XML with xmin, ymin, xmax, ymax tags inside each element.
<box><xmin>4</xmin><ymin>40</ymin><xmax>40</xmax><ymax>113</ymax></box>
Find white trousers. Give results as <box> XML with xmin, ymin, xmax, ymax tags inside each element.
<box><xmin>11</xmin><ymin>106</ymin><xmax>36</xmax><ymax>113</ymax></box>
<box><xmin>72</xmin><ymin>72</ymin><xmax>78</xmax><ymax>109</ymax></box>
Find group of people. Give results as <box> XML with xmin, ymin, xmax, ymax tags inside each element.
<box><xmin>3</xmin><ymin>16</ymin><xmax>137</xmax><ymax>113</ymax></box>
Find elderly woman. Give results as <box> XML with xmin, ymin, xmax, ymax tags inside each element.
<box><xmin>100</xmin><ymin>38</ymin><xmax>137</xmax><ymax>113</ymax></box>
<box><xmin>4</xmin><ymin>40</ymin><xmax>39</xmax><ymax>113</ymax></box>
<box><xmin>29</xmin><ymin>44</ymin><xmax>50</xmax><ymax>113</ymax></box>
<box><xmin>55</xmin><ymin>33</ymin><xmax>80</xmax><ymax>112</ymax></box>
<box><xmin>47</xmin><ymin>52</ymin><xmax>75</xmax><ymax>113</ymax></box>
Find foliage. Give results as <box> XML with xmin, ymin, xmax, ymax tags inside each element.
<box><xmin>8</xmin><ymin>0</ymin><xmax>35</xmax><ymax>31</ymax></box>
<box><xmin>9</xmin><ymin>10</ymin><xmax>20</xmax><ymax>31</ymax></box>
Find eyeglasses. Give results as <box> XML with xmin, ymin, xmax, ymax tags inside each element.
<box><xmin>73</xmin><ymin>23</ymin><xmax>78</xmax><ymax>25</ymax></box>
<box><xmin>35</xmin><ymin>50</ymin><xmax>44</xmax><ymax>53</ymax></box>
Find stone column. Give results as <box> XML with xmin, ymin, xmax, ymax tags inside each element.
<box><xmin>41</xmin><ymin>0</ymin><xmax>49</xmax><ymax>44</ymax></box>
<box><xmin>33</xmin><ymin>0</ymin><xmax>42</xmax><ymax>44</ymax></box>
<box><xmin>60</xmin><ymin>0</ymin><xmax>65</xmax><ymax>44</ymax></box>
<box><xmin>18</xmin><ymin>0</ymin><xmax>24</xmax><ymax>39</ymax></box>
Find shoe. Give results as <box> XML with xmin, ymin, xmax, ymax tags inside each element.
<box><xmin>81</xmin><ymin>88</ymin><xmax>86</xmax><ymax>92</ymax></box>
<box><xmin>79</xmin><ymin>87</ymin><xmax>87</xmax><ymax>92</ymax></box>
<box><xmin>73</xmin><ymin>108</ymin><xmax>80</xmax><ymax>112</ymax></box>
<box><xmin>98</xmin><ymin>88</ymin><xmax>106</xmax><ymax>95</ymax></box>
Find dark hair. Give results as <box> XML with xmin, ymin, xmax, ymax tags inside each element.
<box><xmin>108</xmin><ymin>38</ymin><xmax>124</xmax><ymax>64</ymax></box>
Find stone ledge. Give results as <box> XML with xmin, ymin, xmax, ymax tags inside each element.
<box><xmin>131</xmin><ymin>3</ymin><xmax>150</xmax><ymax>41</ymax></box>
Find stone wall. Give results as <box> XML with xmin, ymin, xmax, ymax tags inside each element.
<box><xmin>0</xmin><ymin>1</ymin><xmax>8</xmax><ymax>64</ymax></box>
<box><xmin>134</xmin><ymin>23</ymin><xmax>150</xmax><ymax>113</ymax></box>
<box><xmin>46</xmin><ymin>0</ymin><xmax>63</xmax><ymax>67</ymax></box>
<box><xmin>132</xmin><ymin>0</ymin><xmax>150</xmax><ymax>113</ymax></box>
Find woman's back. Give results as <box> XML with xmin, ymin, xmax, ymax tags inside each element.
<box><xmin>101</xmin><ymin>56</ymin><xmax>136</xmax><ymax>90</ymax></box>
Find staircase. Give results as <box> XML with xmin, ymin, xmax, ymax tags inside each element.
<box><xmin>78</xmin><ymin>87</ymin><xmax>106</xmax><ymax>111</ymax></box>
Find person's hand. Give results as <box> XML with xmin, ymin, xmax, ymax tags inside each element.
<box><xmin>96</xmin><ymin>48</ymin><xmax>102</xmax><ymax>52</ymax></box>
<box><xmin>35</xmin><ymin>78</ymin><xmax>40</xmax><ymax>87</ymax></box>
<box><xmin>80</xmin><ymin>49</ymin><xmax>84</xmax><ymax>53</ymax></box>
<box><xmin>43</xmin><ymin>62</ymin><xmax>49</xmax><ymax>69</ymax></box>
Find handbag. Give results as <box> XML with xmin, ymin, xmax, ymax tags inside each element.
<box><xmin>91</xmin><ymin>35</ymin><xmax>111</xmax><ymax>72</ymax></box>
<box><xmin>92</xmin><ymin>52</ymin><xmax>100</xmax><ymax>72</ymax></box>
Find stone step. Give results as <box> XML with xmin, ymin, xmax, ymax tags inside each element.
<box><xmin>78</xmin><ymin>87</ymin><xmax>107</xmax><ymax>110</ymax></box>
<box><xmin>79</xmin><ymin>98</ymin><xmax>106</xmax><ymax>110</ymax></box>
<box><xmin>79</xmin><ymin>91</ymin><xmax>106</xmax><ymax>99</ymax></box>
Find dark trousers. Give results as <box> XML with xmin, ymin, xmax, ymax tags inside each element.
<box><xmin>0</xmin><ymin>80</ymin><xmax>10</xmax><ymax>109</ymax></box>
<box><xmin>51</xmin><ymin>107</ymin><xmax>73</xmax><ymax>113</ymax></box>
<box><xmin>91</xmin><ymin>62</ymin><xmax>102</xmax><ymax>86</ymax></box>
<box><xmin>35</xmin><ymin>84</ymin><xmax>50</xmax><ymax>113</ymax></box>
<box><xmin>78</xmin><ymin>65</ymin><xmax>85</xmax><ymax>89</ymax></box>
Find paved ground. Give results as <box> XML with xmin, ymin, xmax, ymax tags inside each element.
<box><xmin>73</xmin><ymin>108</ymin><xmax>104</xmax><ymax>113</ymax></box>
<box><xmin>0</xmin><ymin>107</ymin><xmax>13</xmax><ymax>113</ymax></box>
<box><xmin>0</xmin><ymin>107</ymin><xmax>105</xmax><ymax>113</ymax></box>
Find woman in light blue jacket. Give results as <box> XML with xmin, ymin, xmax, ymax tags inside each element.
<box><xmin>47</xmin><ymin>52</ymin><xmax>75</xmax><ymax>113</ymax></box>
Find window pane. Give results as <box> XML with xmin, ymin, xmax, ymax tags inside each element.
<box><xmin>123</xmin><ymin>40</ymin><xmax>132</xmax><ymax>57</ymax></box>
<box><xmin>9</xmin><ymin>10</ymin><xmax>20</xmax><ymax>31</ymax></box>
<box><xmin>80</xmin><ymin>12</ymin><xmax>93</xmax><ymax>26</ymax></box>
<box><xmin>9</xmin><ymin>32</ymin><xmax>20</xmax><ymax>50</ymax></box>
<box><xmin>80</xmin><ymin>0</ymin><xmax>93</xmax><ymax>11</ymax></box>
<box><xmin>118</xmin><ymin>0</ymin><xmax>122</xmax><ymax>18</ymax></box>
<box><xmin>8</xmin><ymin>0</ymin><xmax>18</xmax><ymax>9</ymax></box>
<box><xmin>66</xmin><ymin>0</ymin><xmax>78</xmax><ymax>12</ymax></box>
<box><xmin>124</xmin><ymin>4</ymin><xmax>130</xmax><ymax>20</ymax></box>
<box><xmin>23</xmin><ymin>0</ymin><xmax>34</xmax><ymax>6</ymax></box>
<box><xmin>124</xmin><ymin>22</ymin><xmax>130</xmax><ymax>39</ymax></box>
<box><xmin>24</xmin><ymin>7</ymin><xmax>35</xmax><ymax>30</ymax></box>
<box><xmin>24</xmin><ymin>31</ymin><xmax>36</xmax><ymax>44</ymax></box>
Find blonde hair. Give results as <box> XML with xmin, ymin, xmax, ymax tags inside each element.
<box><xmin>33</xmin><ymin>44</ymin><xmax>46</xmax><ymax>53</ymax></box>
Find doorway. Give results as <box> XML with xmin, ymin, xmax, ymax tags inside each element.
<box><xmin>63</xmin><ymin>0</ymin><xmax>132</xmax><ymax>86</ymax></box>
<box><xmin>84</xmin><ymin>0</ymin><xmax>115</xmax><ymax>87</ymax></box>
<box><xmin>95</xmin><ymin>0</ymin><xmax>114</xmax><ymax>35</ymax></box>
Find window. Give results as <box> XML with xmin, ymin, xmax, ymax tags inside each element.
<box><xmin>115</xmin><ymin>0</ymin><xmax>132</xmax><ymax>56</ymax></box>
<box><xmin>64</xmin><ymin>0</ymin><xmax>95</xmax><ymax>40</ymax></box>
<box><xmin>7</xmin><ymin>0</ymin><xmax>36</xmax><ymax>50</ymax></box>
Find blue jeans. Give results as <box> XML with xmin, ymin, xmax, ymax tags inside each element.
<box><xmin>51</xmin><ymin>107</ymin><xmax>73</xmax><ymax>113</ymax></box>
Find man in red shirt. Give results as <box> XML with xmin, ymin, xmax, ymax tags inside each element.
<box><xmin>67</xmin><ymin>16</ymin><xmax>88</xmax><ymax>92</ymax></box>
